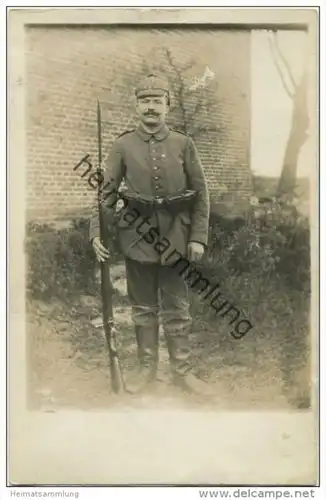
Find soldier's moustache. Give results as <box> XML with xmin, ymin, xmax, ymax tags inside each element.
<box><xmin>144</xmin><ymin>111</ymin><xmax>160</xmax><ymax>116</ymax></box>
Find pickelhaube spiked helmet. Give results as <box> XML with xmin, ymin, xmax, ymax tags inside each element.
<box><xmin>135</xmin><ymin>73</ymin><xmax>170</xmax><ymax>99</ymax></box>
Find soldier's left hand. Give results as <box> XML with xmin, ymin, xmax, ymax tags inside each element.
<box><xmin>188</xmin><ymin>241</ymin><xmax>205</xmax><ymax>262</ymax></box>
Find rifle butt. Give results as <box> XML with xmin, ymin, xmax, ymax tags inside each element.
<box><xmin>109</xmin><ymin>352</ymin><xmax>125</xmax><ymax>394</ymax></box>
<box><xmin>103</xmin><ymin>322</ymin><xmax>125</xmax><ymax>394</ymax></box>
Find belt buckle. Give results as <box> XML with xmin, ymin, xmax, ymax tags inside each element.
<box><xmin>155</xmin><ymin>196</ymin><xmax>164</xmax><ymax>205</ymax></box>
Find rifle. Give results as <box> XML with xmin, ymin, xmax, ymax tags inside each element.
<box><xmin>96</xmin><ymin>98</ymin><xmax>125</xmax><ymax>394</ymax></box>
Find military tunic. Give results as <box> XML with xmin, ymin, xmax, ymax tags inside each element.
<box><xmin>89</xmin><ymin>123</ymin><xmax>210</xmax><ymax>264</ymax></box>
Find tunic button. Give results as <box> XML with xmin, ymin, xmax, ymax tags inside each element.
<box><xmin>154</xmin><ymin>176</ymin><xmax>159</xmax><ymax>180</ymax></box>
<box><xmin>155</xmin><ymin>186</ymin><xmax>160</xmax><ymax>190</ymax></box>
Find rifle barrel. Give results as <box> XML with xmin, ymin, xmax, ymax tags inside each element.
<box><xmin>96</xmin><ymin>98</ymin><xmax>124</xmax><ymax>394</ymax></box>
<box><xmin>97</xmin><ymin>98</ymin><xmax>102</xmax><ymax>167</ymax></box>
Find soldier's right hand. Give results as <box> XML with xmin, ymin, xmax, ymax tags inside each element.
<box><xmin>92</xmin><ymin>237</ymin><xmax>110</xmax><ymax>262</ymax></box>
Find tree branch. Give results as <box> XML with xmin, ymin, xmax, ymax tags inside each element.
<box><xmin>164</xmin><ymin>48</ymin><xmax>188</xmax><ymax>132</ymax></box>
<box><xmin>179</xmin><ymin>59</ymin><xmax>197</xmax><ymax>73</ymax></box>
<box><xmin>186</xmin><ymin>99</ymin><xmax>206</xmax><ymax>126</ymax></box>
<box><xmin>191</xmin><ymin>124</ymin><xmax>222</xmax><ymax>137</ymax></box>
<box><xmin>268</xmin><ymin>37</ymin><xmax>294</xmax><ymax>99</ymax></box>
<box><xmin>272</xmin><ymin>31</ymin><xmax>298</xmax><ymax>90</ymax></box>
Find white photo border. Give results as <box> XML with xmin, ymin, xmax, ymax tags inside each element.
<box><xmin>3</xmin><ymin>3</ymin><xmax>324</xmax><ymax>496</ymax></box>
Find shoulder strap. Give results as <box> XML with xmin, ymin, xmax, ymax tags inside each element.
<box><xmin>170</xmin><ymin>128</ymin><xmax>190</xmax><ymax>137</ymax></box>
<box><xmin>116</xmin><ymin>129</ymin><xmax>135</xmax><ymax>139</ymax></box>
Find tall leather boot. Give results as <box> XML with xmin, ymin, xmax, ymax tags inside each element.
<box><xmin>167</xmin><ymin>334</ymin><xmax>215</xmax><ymax>398</ymax></box>
<box><xmin>125</xmin><ymin>325</ymin><xmax>159</xmax><ymax>394</ymax></box>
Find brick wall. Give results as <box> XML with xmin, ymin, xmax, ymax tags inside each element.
<box><xmin>26</xmin><ymin>26</ymin><xmax>253</xmax><ymax>221</ymax></box>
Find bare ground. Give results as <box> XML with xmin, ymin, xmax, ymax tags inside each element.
<box><xmin>27</xmin><ymin>265</ymin><xmax>311</xmax><ymax>411</ymax></box>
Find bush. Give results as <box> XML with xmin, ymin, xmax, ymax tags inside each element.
<box><xmin>25</xmin><ymin>218</ymin><xmax>96</xmax><ymax>299</ymax></box>
<box><xmin>202</xmin><ymin>198</ymin><xmax>310</xmax><ymax>293</ymax></box>
<box><xmin>26</xmin><ymin>200</ymin><xmax>310</xmax><ymax>301</ymax></box>
<box><xmin>25</xmin><ymin>217</ymin><xmax>123</xmax><ymax>300</ymax></box>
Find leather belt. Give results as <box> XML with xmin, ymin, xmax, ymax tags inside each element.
<box><xmin>118</xmin><ymin>190</ymin><xmax>197</xmax><ymax>215</ymax></box>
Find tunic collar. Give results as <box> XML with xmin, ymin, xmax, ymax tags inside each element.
<box><xmin>136</xmin><ymin>123</ymin><xmax>170</xmax><ymax>142</ymax></box>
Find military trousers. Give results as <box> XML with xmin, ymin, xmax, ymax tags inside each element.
<box><xmin>125</xmin><ymin>257</ymin><xmax>192</xmax><ymax>375</ymax></box>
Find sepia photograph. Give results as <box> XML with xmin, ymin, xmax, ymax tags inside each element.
<box><xmin>8</xmin><ymin>7</ymin><xmax>319</xmax><ymax>486</ymax></box>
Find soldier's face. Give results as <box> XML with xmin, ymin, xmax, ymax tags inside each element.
<box><xmin>136</xmin><ymin>94</ymin><xmax>169</xmax><ymax>126</ymax></box>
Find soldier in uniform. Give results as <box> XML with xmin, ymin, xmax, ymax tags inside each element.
<box><xmin>90</xmin><ymin>74</ymin><xmax>212</xmax><ymax>396</ymax></box>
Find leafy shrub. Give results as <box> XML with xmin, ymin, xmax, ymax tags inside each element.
<box><xmin>202</xmin><ymin>198</ymin><xmax>310</xmax><ymax>293</ymax></box>
<box><xmin>25</xmin><ymin>217</ymin><xmax>123</xmax><ymax>299</ymax></box>
<box><xmin>26</xmin><ymin>200</ymin><xmax>310</xmax><ymax>301</ymax></box>
<box><xmin>26</xmin><ymin>218</ymin><xmax>95</xmax><ymax>299</ymax></box>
